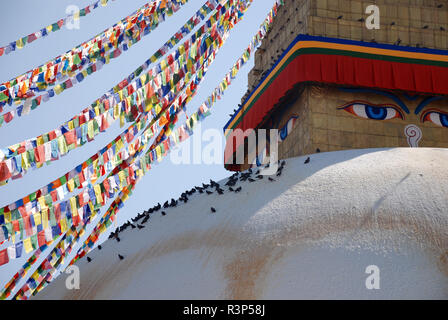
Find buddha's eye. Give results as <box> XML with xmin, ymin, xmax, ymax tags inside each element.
<box><xmin>421</xmin><ymin>109</ymin><xmax>448</xmax><ymax>128</ymax></box>
<box><xmin>338</xmin><ymin>101</ymin><xmax>404</xmax><ymax>121</ymax></box>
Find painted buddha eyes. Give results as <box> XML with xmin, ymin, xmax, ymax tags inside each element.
<box><xmin>339</xmin><ymin>101</ymin><xmax>404</xmax><ymax>121</ymax></box>
<box><xmin>421</xmin><ymin>109</ymin><xmax>448</xmax><ymax>128</ymax></box>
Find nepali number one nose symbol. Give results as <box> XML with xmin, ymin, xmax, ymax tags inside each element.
<box><xmin>404</xmin><ymin>125</ymin><xmax>422</xmax><ymax>148</ymax></box>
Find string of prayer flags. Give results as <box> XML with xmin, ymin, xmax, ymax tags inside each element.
<box><xmin>5</xmin><ymin>0</ymin><xmax>244</xmax><ymax>282</ymax></box>
<box><xmin>1</xmin><ymin>0</ymin><xmax>282</xmax><ymax>299</ymax></box>
<box><xmin>0</xmin><ymin>0</ymin><xmax>229</xmax><ymax>186</ymax></box>
<box><xmin>0</xmin><ymin>0</ymin><xmax>190</xmax><ymax>114</ymax></box>
<box><xmin>0</xmin><ymin>1</ymin><xmax>235</xmax><ymax>229</ymax></box>
<box><xmin>0</xmin><ymin>0</ymin><xmax>207</xmax><ymax>123</ymax></box>
<box><xmin>0</xmin><ymin>9</ymin><xmax>231</xmax><ymax>250</ymax></box>
<box><xmin>71</xmin><ymin>0</ymin><xmax>282</xmax><ymax>264</ymax></box>
<box><xmin>0</xmin><ymin>0</ymin><xmax>117</xmax><ymax>56</ymax></box>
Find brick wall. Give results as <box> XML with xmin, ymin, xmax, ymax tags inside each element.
<box><xmin>276</xmin><ymin>83</ymin><xmax>448</xmax><ymax>160</ymax></box>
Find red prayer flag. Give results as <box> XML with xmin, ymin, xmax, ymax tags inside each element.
<box><xmin>27</xmin><ymin>33</ymin><xmax>37</xmax><ymax>43</ymax></box>
<box><xmin>35</xmin><ymin>145</ymin><xmax>45</xmax><ymax>163</ymax></box>
<box><xmin>4</xmin><ymin>111</ymin><xmax>14</xmax><ymax>123</ymax></box>
<box><xmin>50</xmin><ymin>190</ymin><xmax>58</xmax><ymax>202</ymax></box>
<box><xmin>37</xmin><ymin>230</ymin><xmax>46</xmax><ymax>247</ymax></box>
<box><xmin>64</xmin><ymin>130</ymin><xmax>76</xmax><ymax>145</ymax></box>
<box><xmin>0</xmin><ymin>249</ymin><xmax>9</xmax><ymax>266</ymax></box>
<box><xmin>0</xmin><ymin>162</ymin><xmax>12</xmax><ymax>181</ymax></box>
<box><xmin>24</xmin><ymin>215</ymin><xmax>32</xmax><ymax>236</ymax></box>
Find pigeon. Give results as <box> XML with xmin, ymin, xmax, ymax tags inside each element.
<box><xmin>116</xmin><ymin>237</ymin><xmax>121</xmax><ymax>243</ymax></box>
<box><xmin>216</xmin><ymin>188</ymin><xmax>224</xmax><ymax>195</ymax></box>
<box><xmin>142</xmin><ymin>216</ymin><xmax>149</xmax><ymax>224</ymax></box>
<box><xmin>268</xmin><ymin>177</ymin><xmax>275</xmax><ymax>182</ymax></box>
<box><xmin>256</xmin><ymin>175</ymin><xmax>263</xmax><ymax>179</ymax></box>
<box><xmin>163</xmin><ymin>201</ymin><xmax>169</xmax><ymax>208</ymax></box>
<box><xmin>229</xmin><ymin>187</ymin><xmax>234</xmax><ymax>192</ymax></box>
<box><xmin>235</xmin><ymin>187</ymin><xmax>242</xmax><ymax>193</ymax></box>
<box><xmin>98</xmin><ymin>245</ymin><xmax>102</xmax><ymax>250</ymax></box>
<box><xmin>206</xmin><ymin>190</ymin><xmax>213</xmax><ymax>195</ymax></box>
<box><xmin>137</xmin><ymin>224</ymin><xmax>145</xmax><ymax>229</ymax></box>
<box><xmin>211</xmin><ymin>207</ymin><xmax>216</xmax><ymax>213</ymax></box>
<box><xmin>118</xmin><ymin>254</ymin><xmax>124</xmax><ymax>260</ymax></box>
<box><xmin>87</xmin><ymin>257</ymin><xmax>92</xmax><ymax>263</ymax></box>
<box><xmin>316</xmin><ymin>148</ymin><xmax>321</xmax><ymax>153</ymax></box>
<box><xmin>337</xmin><ymin>15</ymin><xmax>343</xmax><ymax>19</ymax></box>
<box><xmin>304</xmin><ymin>157</ymin><xmax>311</xmax><ymax>164</ymax></box>
<box><xmin>161</xmin><ymin>211</ymin><xmax>166</xmax><ymax>216</ymax></box>
<box><xmin>248</xmin><ymin>178</ymin><xmax>256</xmax><ymax>182</ymax></box>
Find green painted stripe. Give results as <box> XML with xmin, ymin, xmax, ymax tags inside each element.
<box><xmin>228</xmin><ymin>47</ymin><xmax>448</xmax><ymax>130</ymax></box>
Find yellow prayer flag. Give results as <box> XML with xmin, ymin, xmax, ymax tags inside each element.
<box><xmin>22</xmin><ymin>153</ymin><xmax>29</xmax><ymax>171</ymax></box>
<box><xmin>36</xmin><ymin>136</ymin><xmax>44</xmax><ymax>146</ymax></box>
<box><xmin>60</xmin><ymin>218</ymin><xmax>68</xmax><ymax>233</ymax></box>
<box><xmin>42</xmin><ymin>208</ymin><xmax>49</xmax><ymax>229</ymax></box>
<box><xmin>122</xmin><ymin>192</ymin><xmax>129</xmax><ymax>202</ymax></box>
<box><xmin>33</xmin><ymin>213</ymin><xmax>42</xmax><ymax>227</ymax></box>
<box><xmin>140</xmin><ymin>74</ymin><xmax>147</xmax><ymax>85</ymax></box>
<box><xmin>38</xmin><ymin>196</ymin><xmax>47</xmax><ymax>210</ymax></box>
<box><xmin>118</xmin><ymin>171</ymin><xmax>125</xmax><ymax>186</ymax></box>
<box><xmin>16</xmin><ymin>38</ymin><xmax>24</xmax><ymax>49</ymax></box>
<box><xmin>87</xmin><ymin>121</ymin><xmax>94</xmax><ymax>139</ymax></box>
<box><xmin>67</xmin><ymin>179</ymin><xmax>75</xmax><ymax>192</ymax></box>
<box><xmin>4</xmin><ymin>211</ymin><xmax>11</xmax><ymax>223</ymax></box>
<box><xmin>58</xmin><ymin>135</ymin><xmax>68</xmax><ymax>155</ymax></box>
<box><xmin>70</xmin><ymin>197</ymin><xmax>78</xmax><ymax>217</ymax></box>
<box><xmin>54</xmin><ymin>84</ymin><xmax>64</xmax><ymax>95</ymax></box>
<box><xmin>93</xmin><ymin>184</ymin><xmax>103</xmax><ymax>203</ymax></box>
<box><xmin>24</xmin><ymin>238</ymin><xmax>33</xmax><ymax>253</ymax></box>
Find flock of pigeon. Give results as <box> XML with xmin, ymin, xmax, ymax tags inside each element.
<box><xmin>85</xmin><ymin>156</ymin><xmax>313</xmax><ymax>263</ymax></box>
